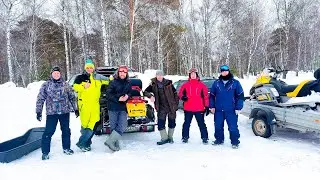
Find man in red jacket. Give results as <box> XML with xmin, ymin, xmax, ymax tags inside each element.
<box><xmin>179</xmin><ymin>68</ymin><xmax>210</xmax><ymax>144</ymax></box>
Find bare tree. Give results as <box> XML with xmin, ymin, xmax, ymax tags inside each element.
<box><xmin>128</xmin><ymin>0</ymin><xmax>138</xmax><ymax>67</ymax></box>
<box><xmin>199</xmin><ymin>0</ymin><xmax>219</xmax><ymax>76</ymax></box>
<box><xmin>61</xmin><ymin>0</ymin><xmax>71</xmax><ymax>80</ymax></box>
<box><xmin>23</xmin><ymin>0</ymin><xmax>48</xmax><ymax>81</ymax></box>
<box><xmin>2</xmin><ymin>0</ymin><xmax>21</xmax><ymax>82</ymax></box>
<box><xmin>99</xmin><ymin>0</ymin><xmax>109</xmax><ymax>66</ymax></box>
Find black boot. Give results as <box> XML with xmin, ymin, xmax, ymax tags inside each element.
<box><xmin>202</xmin><ymin>139</ymin><xmax>208</xmax><ymax>145</ymax></box>
<box><xmin>182</xmin><ymin>137</ymin><xmax>188</xmax><ymax>143</ymax></box>
<box><xmin>42</xmin><ymin>154</ymin><xmax>49</xmax><ymax>160</ymax></box>
<box><xmin>212</xmin><ymin>140</ymin><xmax>224</xmax><ymax>146</ymax></box>
<box><xmin>232</xmin><ymin>144</ymin><xmax>239</xmax><ymax>149</ymax></box>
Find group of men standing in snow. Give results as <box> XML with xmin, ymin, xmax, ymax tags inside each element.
<box><xmin>35</xmin><ymin>60</ymin><xmax>244</xmax><ymax>160</ymax></box>
<box><xmin>144</xmin><ymin>65</ymin><xmax>244</xmax><ymax>148</ymax></box>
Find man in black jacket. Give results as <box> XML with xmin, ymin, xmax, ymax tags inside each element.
<box><xmin>144</xmin><ymin>70</ymin><xmax>179</xmax><ymax>145</ymax></box>
<box><xmin>104</xmin><ymin>65</ymin><xmax>132</xmax><ymax>151</ymax></box>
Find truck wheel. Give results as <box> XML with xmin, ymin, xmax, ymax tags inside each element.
<box><xmin>252</xmin><ymin>116</ymin><xmax>272</xmax><ymax>138</ymax></box>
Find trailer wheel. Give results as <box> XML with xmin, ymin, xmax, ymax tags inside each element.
<box><xmin>252</xmin><ymin>116</ymin><xmax>272</xmax><ymax>138</ymax></box>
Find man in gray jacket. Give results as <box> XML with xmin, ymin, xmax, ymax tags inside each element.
<box><xmin>36</xmin><ymin>66</ymin><xmax>79</xmax><ymax>160</ymax></box>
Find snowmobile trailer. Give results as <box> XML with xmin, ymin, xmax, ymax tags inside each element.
<box><xmin>241</xmin><ymin>100</ymin><xmax>320</xmax><ymax>138</ymax></box>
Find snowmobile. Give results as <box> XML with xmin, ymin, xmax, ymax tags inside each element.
<box><xmin>99</xmin><ymin>78</ymin><xmax>156</xmax><ymax>134</ymax></box>
<box><xmin>241</xmin><ymin>68</ymin><xmax>320</xmax><ymax>138</ymax></box>
<box><xmin>250</xmin><ymin>67</ymin><xmax>320</xmax><ymax>103</ymax></box>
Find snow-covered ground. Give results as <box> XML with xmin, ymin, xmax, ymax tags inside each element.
<box><xmin>1</xmin><ymin>71</ymin><xmax>320</xmax><ymax>180</ymax></box>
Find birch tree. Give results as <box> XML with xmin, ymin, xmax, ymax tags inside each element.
<box><xmin>100</xmin><ymin>0</ymin><xmax>109</xmax><ymax>66</ymax></box>
<box><xmin>23</xmin><ymin>0</ymin><xmax>47</xmax><ymax>81</ymax></box>
<box><xmin>2</xmin><ymin>0</ymin><xmax>21</xmax><ymax>82</ymax></box>
<box><xmin>75</xmin><ymin>0</ymin><xmax>87</xmax><ymax>63</ymax></box>
<box><xmin>246</xmin><ymin>3</ymin><xmax>264</xmax><ymax>76</ymax></box>
<box><xmin>128</xmin><ymin>0</ymin><xmax>138</xmax><ymax>67</ymax></box>
<box><xmin>199</xmin><ymin>0</ymin><xmax>219</xmax><ymax>76</ymax></box>
<box><xmin>61</xmin><ymin>0</ymin><xmax>70</xmax><ymax>80</ymax></box>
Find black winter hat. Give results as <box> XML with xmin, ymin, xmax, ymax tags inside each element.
<box><xmin>51</xmin><ymin>66</ymin><xmax>60</xmax><ymax>73</ymax></box>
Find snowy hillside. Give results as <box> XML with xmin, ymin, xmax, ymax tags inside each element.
<box><xmin>0</xmin><ymin>72</ymin><xmax>320</xmax><ymax>180</ymax></box>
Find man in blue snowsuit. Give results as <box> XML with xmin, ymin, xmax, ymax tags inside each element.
<box><xmin>209</xmin><ymin>65</ymin><xmax>244</xmax><ymax>149</ymax></box>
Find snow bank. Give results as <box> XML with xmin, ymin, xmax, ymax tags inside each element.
<box><xmin>0</xmin><ymin>82</ymin><xmax>16</xmax><ymax>88</ymax></box>
<box><xmin>26</xmin><ymin>81</ymin><xmax>45</xmax><ymax>91</ymax></box>
<box><xmin>0</xmin><ymin>81</ymin><xmax>44</xmax><ymax>142</ymax></box>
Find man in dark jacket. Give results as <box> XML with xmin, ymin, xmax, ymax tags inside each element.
<box><xmin>209</xmin><ymin>65</ymin><xmax>244</xmax><ymax>149</ymax></box>
<box><xmin>104</xmin><ymin>65</ymin><xmax>132</xmax><ymax>151</ymax></box>
<box><xmin>178</xmin><ymin>68</ymin><xmax>210</xmax><ymax>144</ymax></box>
<box><xmin>36</xmin><ymin>66</ymin><xmax>79</xmax><ymax>160</ymax></box>
<box><xmin>144</xmin><ymin>70</ymin><xmax>179</xmax><ymax>145</ymax></box>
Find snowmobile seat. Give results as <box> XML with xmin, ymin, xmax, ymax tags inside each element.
<box><xmin>129</xmin><ymin>78</ymin><xmax>143</xmax><ymax>97</ymax></box>
<box><xmin>130</xmin><ymin>86</ymin><xmax>142</xmax><ymax>97</ymax></box>
<box><xmin>270</xmin><ymin>79</ymin><xmax>297</xmax><ymax>95</ymax></box>
<box><xmin>130</xmin><ymin>78</ymin><xmax>143</xmax><ymax>90</ymax></box>
<box><xmin>280</xmin><ymin>85</ymin><xmax>298</xmax><ymax>94</ymax></box>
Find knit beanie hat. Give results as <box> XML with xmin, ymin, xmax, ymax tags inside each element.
<box><xmin>188</xmin><ymin>68</ymin><xmax>199</xmax><ymax>78</ymax></box>
<box><xmin>51</xmin><ymin>66</ymin><xmax>60</xmax><ymax>73</ymax></box>
<box><xmin>84</xmin><ymin>59</ymin><xmax>95</xmax><ymax>69</ymax></box>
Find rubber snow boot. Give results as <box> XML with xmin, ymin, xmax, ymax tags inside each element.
<box><xmin>104</xmin><ymin>131</ymin><xmax>121</xmax><ymax>151</ymax></box>
<box><xmin>42</xmin><ymin>154</ymin><xmax>49</xmax><ymax>160</ymax></box>
<box><xmin>63</xmin><ymin>149</ymin><xmax>74</xmax><ymax>155</ymax></box>
<box><xmin>168</xmin><ymin>128</ymin><xmax>175</xmax><ymax>144</ymax></box>
<box><xmin>114</xmin><ymin>140</ymin><xmax>120</xmax><ymax>151</ymax></box>
<box><xmin>157</xmin><ymin>129</ymin><xmax>169</xmax><ymax>145</ymax></box>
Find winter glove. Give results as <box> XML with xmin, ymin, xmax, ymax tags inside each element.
<box><xmin>181</xmin><ymin>96</ymin><xmax>188</xmax><ymax>102</ymax></box>
<box><xmin>235</xmin><ymin>110</ymin><xmax>241</xmax><ymax>115</ymax></box>
<box><xmin>36</xmin><ymin>113</ymin><xmax>42</xmax><ymax>121</ymax></box>
<box><xmin>205</xmin><ymin>107</ymin><xmax>210</xmax><ymax>116</ymax></box>
<box><xmin>75</xmin><ymin>110</ymin><xmax>80</xmax><ymax>118</ymax></box>
<box><xmin>181</xmin><ymin>89</ymin><xmax>188</xmax><ymax>102</ymax></box>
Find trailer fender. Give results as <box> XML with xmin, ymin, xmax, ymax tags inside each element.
<box><xmin>250</xmin><ymin>108</ymin><xmax>276</xmax><ymax>126</ymax></box>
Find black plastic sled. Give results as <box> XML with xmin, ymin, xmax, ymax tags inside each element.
<box><xmin>0</xmin><ymin>127</ymin><xmax>45</xmax><ymax>163</ymax></box>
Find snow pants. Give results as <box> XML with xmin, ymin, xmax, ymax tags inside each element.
<box><xmin>157</xmin><ymin>108</ymin><xmax>176</xmax><ymax>131</ymax></box>
<box><xmin>41</xmin><ymin>113</ymin><xmax>71</xmax><ymax>154</ymax></box>
<box><xmin>182</xmin><ymin>111</ymin><xmax>208</xmax><ymax>140</ymax></box>
<box><xmin>214</xmin><ymin>110</ymin><xmax>240</xmax><ymax>145</ymax></box>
